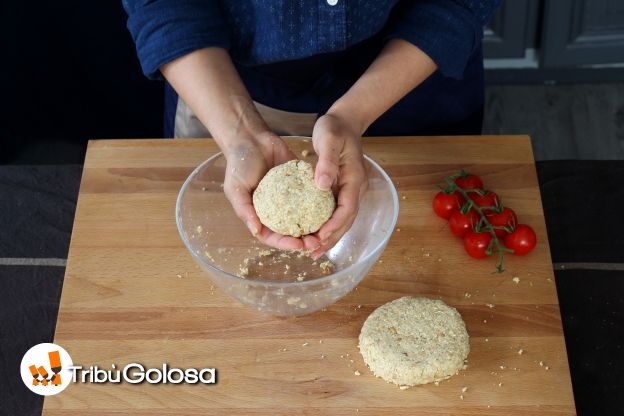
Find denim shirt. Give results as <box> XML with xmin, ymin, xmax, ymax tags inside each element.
<box><xmin>123</xmin><ymin>0</ymin><xmax>500</xmax><ymax>80</ymax></box>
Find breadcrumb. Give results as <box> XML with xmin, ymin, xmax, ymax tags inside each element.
<box><xmin>319</xmin><ymin>260</ymin><xmax>334</xmax><ymax>274</ymax></box>
<box><xmin>238</xmin><ymin>266</ymin><xmax>249</xmax><ymax>277</ymax></box>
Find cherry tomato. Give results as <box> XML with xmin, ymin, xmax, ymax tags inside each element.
<box><xmin>449</xmin><ymin>209</ymin><xmax>479</xmax><ymax>238</ymax></box>
<box><xmin>505</xmin><ymin>224</ymin><xmax>537</xmax><ymax>255</ymax></box>
<box><xmin>454</xmin><ymin>174</ymin><xmax>484</xmax><ymax>190</ymax></box>
<box><xmin>487</xmin><ymin>207</ymin><xmax>518</xmax><ymax>238</ymax></box>
<box><xmin>470</xmin><ymin>190</ymin><xmax>499</xmax><ymax>214</ymax></box>
<box><xmin>432</xmin><ymin>191</ymin><xmax>464</xmax><ymax>219</ymax></box>
<box><xmin>463</xmin><ymin>231</ymin><xmax>493</xmax><ymax>259</ymax></box>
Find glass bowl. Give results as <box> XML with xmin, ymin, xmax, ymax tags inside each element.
<box><xmin>176</xmin><ymin>140</ymin><xmax>399</xmax><ymax>316</ymax></box>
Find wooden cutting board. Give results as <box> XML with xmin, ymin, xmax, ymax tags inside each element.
<box><xmin>44</xmin><ymin>137</ymin><xmax>576</xmax><ymax>415</ymax></box>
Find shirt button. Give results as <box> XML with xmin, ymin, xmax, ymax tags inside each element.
<box><xmin>327</xmin><ymin>0</ymin><xmax>338</xmax><ymax>5</ymax></box>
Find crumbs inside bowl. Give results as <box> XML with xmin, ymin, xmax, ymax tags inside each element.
<box><xmin>236</xmin><ymin>248</ymin><xmax>335</xmax><ymax>281</ymax></box>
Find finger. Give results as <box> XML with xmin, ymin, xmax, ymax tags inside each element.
<box><xmin>318</xmin><ymin>166</ymin><xmax>364</xmax><ymax>242</ymax></box>
<box><xmin>274</xmin><ymin>143</ymin><xmax>298</xmax><ymax>165</ymax></box>
<box><xmin>256</xmin><ymin>227</ymin><xmax>304</xmax><ymax>251</ymax></box>
<box><xmin>310</xmin><ymin>246</ymin><xmax>326</xmax><ymax>260</ymax></box>
<box><xmin>302</xmin><ymin>234</ymin><xmax>321</xmax><ymax>251</ymax></box>
<box><xmin>223</xmin><ymin>180</ymin><xmax>262</xmax><ymax>236</ymax></box>
<box><xmin>268</xmin><ymin>135</ymin><xmax>298</xmax><ymax>165</ymax></box>
<box><xmin>310</xmin><ymin>209</ymin><xmax>358</xmax><ymax>260</ymax></box>
<box><xmin>311</xmin><ymin>161</ymin><xmax>366</xmax><ymax>257</ymax></box>
<box><xmin>311</xmin><ymin>187</ymin><xmax>361</xmax><ymax>259</ymax></box>
<box><xmin>313</xmin><ymin>135</ymin><xmax>342</xmax><ymax>190</ymax></box>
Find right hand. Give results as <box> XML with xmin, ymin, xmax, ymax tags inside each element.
<box><xmin>308</xmin><ymin>113</ymin><xmax>368</xmax><ymax>258</ymax></box>
<box><xmin>223</xmin><ymin>131</ymin><xmax>322</xmax><ymax>251</ymax></box>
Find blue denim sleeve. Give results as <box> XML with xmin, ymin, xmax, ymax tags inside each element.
<box><xmin>384</xmin><ymin>0</ymin><xmax>501</xmax><ymax>79</ymax></box>
<box><xmin>123</xmin><ymin>0</ymin><xmax>230</xmax><ymax>80</ymax></box>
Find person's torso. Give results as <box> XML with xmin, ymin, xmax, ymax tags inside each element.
<box><xmin>168</xmin><ymin>0</ymin><xmax>486</xmax><ymax>136</ymax></box>
<box><xmin>218</xmin><ymin>0</ymin><xmax>399</xmax><ymax>66</ymax></box>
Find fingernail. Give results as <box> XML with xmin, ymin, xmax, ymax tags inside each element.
<box><xmin>317</xmin><ymin>174</ymin><xmax>332</xmax><ymax>190</ymax></box>
<box><xmin>246</xmin><ymin>220</ymin><xmax>258</xmax><ymax>236</ymax></box>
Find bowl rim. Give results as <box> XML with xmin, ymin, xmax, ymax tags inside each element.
<box><xmin>176</xmin><ymin>151</ymin><xmax>399</xmax><ymax>287</ymax></box>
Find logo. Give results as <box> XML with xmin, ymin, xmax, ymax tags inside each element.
<box><xmin>21</xmin><ymin>343</ymin><xmax>217</xmax><ymax>395</ymax></box>
<box><xmin>20</xmin><ymin>343</ymin><xmax>73</xmax><ymax>396</ymax></box>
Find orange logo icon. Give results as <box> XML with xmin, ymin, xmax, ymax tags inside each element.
<box><xmin>28</xmin><ymin>350</ymin><xmax>63</xmax><ymax>387</ymax></box>
<box><xmin>21</xmin><ymin>343</ymin><xmax>72</xmax><ymax>395</ymax></box>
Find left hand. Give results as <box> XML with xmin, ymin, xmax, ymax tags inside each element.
<box><xmin>223</xmin><ymin>131</ymin><xmax>321</xmax><ymax>251</ymax></box>
<box><xmin>310</xmin><ymin>112</ymin><xmax>368</xmax><ymax>258</ymax></box>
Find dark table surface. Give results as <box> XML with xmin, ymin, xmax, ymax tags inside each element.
<box><xmin>1</xmin><ymin>161</ymin><xmax>623</xmax><ymax>416</ymax></box>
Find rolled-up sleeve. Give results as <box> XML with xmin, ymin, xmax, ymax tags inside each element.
<box><xmin>123</xmin><ymin>0</ymin><xmax>230</xmax><ymax>79</ymax></box>
<box><xmin>384</xmin><ymin>0</ymin><xmax>501</xmax><ymax>79</ymax></box>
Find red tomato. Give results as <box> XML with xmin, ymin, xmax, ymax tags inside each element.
<box><xmin>449</xmin><ymin>210</ymin><xmax>479</xmax><ymax>238</ymax></box>
<box><xmin>463</xmin><ymin>231</ymin><xmax>493</xmax><ymax>259</ymax></box>
<box><xmin>505</xmin><ymin>224</ymin><xmax>537</xmax><ymax>255</ymax></box>
<box><xmin>487</xmin><ymin>207</ymin><xmax>518</xmax><ymax>238</ymax></box>
<box><xmin>470</xmin><ymin>190</ymin><xmax>499</xmax><ymax>214</ymax></box>
<box><xmin>454</xmin><ymin>174</ymin><xmax>484</xmax><ymax>190</ymax></box>
<box><xmin>432</xmin><ymin>191</ymin><xmax>464</xmax><ymax>219</ymax></box>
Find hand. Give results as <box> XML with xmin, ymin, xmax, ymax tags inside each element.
<box><xmin>223</xmin><ymin>131</ymin><xmax>322</xmax><ymax>251</ymax></box>
<box><xmin>161</xmin><ymin>49</ymin><xmax>320</xmax><ymax>250</ymax></box>
<box><xmin>310</xmin><ymin>113</ymin><xmax>368</xmax><ymax>258</ymax></box>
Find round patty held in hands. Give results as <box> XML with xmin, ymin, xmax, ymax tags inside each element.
<box><xmin>253</xmin><ymin>160</ymin><xmax>335</xmax><ymax>237</ymax></box>
<box><xmin>359</xmin><ymin>296</ymin><xmax>470</xmax><ymax>388</ymax></box>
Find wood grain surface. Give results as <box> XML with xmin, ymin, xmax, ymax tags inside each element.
<box><xmin>43</xmin><ymin>137</ymin><xmax>576</xmax><ymax>415</ymax></box>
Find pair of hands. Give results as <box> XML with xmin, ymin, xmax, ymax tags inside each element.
<box><xmin>223</xmin><ymin>112</ymin><xmax>367</xmax><ymax>258</ymax></box>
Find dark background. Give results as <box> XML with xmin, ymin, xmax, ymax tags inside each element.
<box><xmin>1</xmin><ymin>1</ymin><xmax>623</xmax><ymax>416</ymax></box>
<box><xmin>0</xmin><ymin>2</ymin><xmax>162</xmax><ymax>164</ymax></box>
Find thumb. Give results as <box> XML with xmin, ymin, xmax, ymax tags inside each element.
<box><xmin>314</xmin><ymin>137</ymin><xmax>341</xmax><ymax>191</ymax></box>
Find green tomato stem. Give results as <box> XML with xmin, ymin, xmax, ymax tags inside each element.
<box><xmin>444</xmin><ymin>176</ymin><xmax>506</xmax><ymax>273</ymax></box>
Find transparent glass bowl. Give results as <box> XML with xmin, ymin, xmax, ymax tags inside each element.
<box><xmin>176</xmin><ymin>143</ymin><xmax>399</xmax><ymax>316</ymax></box>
